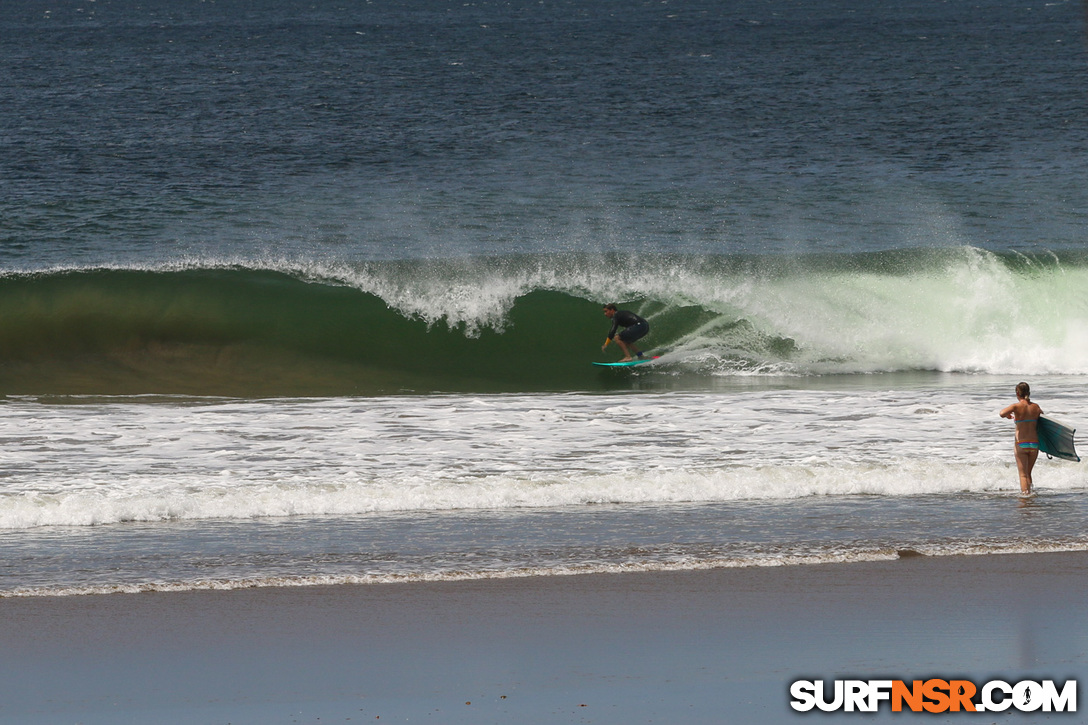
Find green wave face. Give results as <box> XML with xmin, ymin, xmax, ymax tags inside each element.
<box><xmin>0</xmin><ymin>267</ymin><xmax>623</xmax><ymax>396</ymax></box>
<box><xmin>1</xmin><ymin>248</ymin><xmax>1086</xmax><ymax>396</ymax></box>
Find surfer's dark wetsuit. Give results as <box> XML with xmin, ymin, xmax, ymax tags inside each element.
<box><xmin>607</xmin><ymin>310</ymin><xmax>649</xmax><ymax>344</ymax></box>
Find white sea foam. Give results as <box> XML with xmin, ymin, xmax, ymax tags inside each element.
<box><xmin>3</xmin><ymin>383</ymin><xmax>1086</xmax><ymax>530</ymax></box>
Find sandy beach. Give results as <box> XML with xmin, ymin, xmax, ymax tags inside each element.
<box><xmin>1</xmin><ymin>551</ymin><xmax>1084</xmax><ymax>724</ymax></box>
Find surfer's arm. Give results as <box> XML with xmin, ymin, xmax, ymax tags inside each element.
<box><xmin>602</xmin><ymin>320</ymin><xmax>619</xmax><ymax>351</ymax></box>
<box><xmin>999</xmin><ymin>404</ymin><xmax>1016</xmax><ymax>419</ymax></box>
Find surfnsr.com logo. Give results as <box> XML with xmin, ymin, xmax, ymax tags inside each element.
<box><xmin>790</xmin><ymin>679</ymin><xmax>1077</xmax><ymax>713</ymax></box>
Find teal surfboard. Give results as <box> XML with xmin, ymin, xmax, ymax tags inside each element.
<box><xmin>592</xmin><ymin>356</ymin><xmax>660</xmax><ymax>367</ymax></box>
<box><xmin>1037</xmin><ymin>416</ymin><xmax>1080</xmax><ymax>462</ymax></box>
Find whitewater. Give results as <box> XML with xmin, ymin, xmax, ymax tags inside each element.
<box><xmin>3</xmin><ymin>384</ymin><xmax>1088</xmax><ymax>531</ymax></box>
<box><xmin>3</xmin><ymin>379</ymin><xmax>1088</xmax><ymax>596</ymax></box>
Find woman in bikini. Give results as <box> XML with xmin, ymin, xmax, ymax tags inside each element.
<box><xmin>999</xmin><ymin>382</ymin><xmax>1042</xmax><ymax>495</ymax></box>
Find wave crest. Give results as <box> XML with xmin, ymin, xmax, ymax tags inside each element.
<box><xmin>1</xmin><ymin>247</ymin><xmax>1086</xmax><ymax>395</ymax></box>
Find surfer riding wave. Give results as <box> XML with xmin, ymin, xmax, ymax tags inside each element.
<box><xmin>601</xmin><ymin>304</ymin><xmax>649</xmax><ymax>362</ymax></box>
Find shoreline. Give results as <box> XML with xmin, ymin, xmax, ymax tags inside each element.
<box><xmin>2</xmin><ymin>551</ymin><xmax>1085</xmax><ymax>724</ymax></box>
<box><xmin>4</xmin><ymin>542</ymin><xmax>1088</xmax><ymax>599</ymax></box>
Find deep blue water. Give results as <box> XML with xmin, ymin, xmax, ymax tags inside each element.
<box><xmin>2</xmin><ymin>0</ymin><xmax>1087</xmax><ymax>267</ymax></box>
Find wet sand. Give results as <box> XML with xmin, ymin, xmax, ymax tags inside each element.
<box><xmin>1</xmin><ymin>551</ymin><xmax>1085</xmax><ymax>724</ymax></box>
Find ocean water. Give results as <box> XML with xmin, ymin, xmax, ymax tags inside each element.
<box><xmin>2</xmin><ymin>0</ymin><xmax>1088</xmax><ymax>597</ymax></box>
